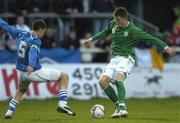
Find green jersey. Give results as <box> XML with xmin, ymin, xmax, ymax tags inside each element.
<box><xmin>92</xmin><ymin>20</ymin><xmax>167</xmax><ymax>59</ymax></box>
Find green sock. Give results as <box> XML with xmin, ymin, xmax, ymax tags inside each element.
<box><xmin>116</xmin><ymin>81</ymin><xmax>126</xmax><ymax>110</ymax></box>
<box><xmin>104</xmin><ymin>85</ymin><xmax>118</xmax><ymax>103</ymax></box>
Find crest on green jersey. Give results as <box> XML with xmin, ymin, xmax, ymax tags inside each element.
<box><xmin>124</xmin><ymin>31</ymin><xmax>128</xmax><ymax>37</ymax></box>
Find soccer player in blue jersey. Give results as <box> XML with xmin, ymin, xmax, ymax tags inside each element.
<box><xmin>0</xmin><ymin>18</ymin><xmax>76</xmax><ymax>119</ymax></box>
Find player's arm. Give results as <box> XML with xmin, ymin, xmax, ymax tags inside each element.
<box><xmin>133</xmin><ymin>27</ymin><xmax>175</xmax><ymax>56</ymax></box>
<box><xmin>27</xmin><ymin>44</ymin><xmax>39</xmax><ymax>73</ymax></box>
<box><xmin>0</xmin><ymin>18</ymin><xmax>23</xmax><ymax>40</ymax></box>
<box><xmin>91</xmin><ymin>25</ymin><xmax>111</xmax><ymax>41</ymax></box>
<box><xmin>82</xmin><ymin>23</ymin><xmax>111</xmax><ymax>47</ymax></box>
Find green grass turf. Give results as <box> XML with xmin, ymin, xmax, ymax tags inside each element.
<box><xmin>0</xmin><ymin>97</ymin><xmax>180</xmax><ymax>123</ymax></box>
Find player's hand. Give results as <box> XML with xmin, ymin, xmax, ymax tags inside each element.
<box><xmin>26</xmin><ymin>66</ymin><xmax>33</xmax><ymax>74</ymax></box>
<box><xmin>81</xmin><ymin>38</ymin><xmax>92</xmax><ymax>48</ymax></box>
<box><xmin>164</xmin><ymin>47</ymin><xmax>176</xmax><ymax>56</ymax></box>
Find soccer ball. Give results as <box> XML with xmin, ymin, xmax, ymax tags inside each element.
<box><xmin>90</xmin><ymin>104</ymin><xmax>105</xmax><ymax>118</ymax></box>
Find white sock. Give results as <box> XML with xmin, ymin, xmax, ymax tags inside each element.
<box><xmin>5</xmin><ymin>99</ymin><xmax>19</xmax><ymax>116</ymax></box>
<box><xmin>119</xmin><ymin>103</ymin><xmax>125</xmax><ymax>107</ymax></box>
<box><xmin>58</xmin><ymin>100</ymin><xmax>67</xmax><ymax>107</ymax></box>
<box><xmin>5</xmin><ymin>110</ymin><xmax>13</xmax><ymax>116</ymax></box>
<box><xmin>58</xmin><ymin>89</ymin><xmax>68</xmax><ymax>107</ymax></box>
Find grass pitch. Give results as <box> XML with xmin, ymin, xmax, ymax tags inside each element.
<box><xmin>0</xmin><ymin>97</ymin><xmax>180</xmax><ymax>123</ymax></box>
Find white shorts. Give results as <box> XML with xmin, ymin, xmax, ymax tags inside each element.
<box><xmin>19</xmin><ymin>68</ymin><xmax>61</xmax><ymax>85</ymax></box>
<box><xmin>102</xmin><ymin>56</ymin><xmax>135</xmax><ymax>79</ymax></box>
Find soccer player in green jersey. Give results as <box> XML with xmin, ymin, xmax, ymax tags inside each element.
<box><xmin>82</xmin><ymin>7</ymin><xmax>175</xmax><ymax>118</ymax></box>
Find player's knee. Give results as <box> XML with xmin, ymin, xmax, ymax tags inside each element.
<box><xmin>59</xmin><ymin>72</ymin><xmax>69</xmax><ymax>81</ymax></box>
<box><xmin>19</xmin><ymin>88</ymin><xmax>27</xmax><ymax>94</ymax></box>
<box><xmin>99</xmin><ymin>75</ymin><xmax>110</xmax><ymax>89</ymax></box>
<box><xmin>62</xmin><ymin>72</ymin><xmax>69</xmax><ymax>80</ymax></box>
<box><xmin>115</xmin><ymin>72</ymin><xmax>126</xmax><ymax>81</ymax></box>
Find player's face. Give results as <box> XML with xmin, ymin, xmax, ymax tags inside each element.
<box><xmin>114</xmin><ymin>16</ymin><xmax>126</xmax><ymax>27</ymax></box>
<box><xmin>38</xmin><ymin>28</ymin><xmax>46</xmax><ymax>38</ymax></box>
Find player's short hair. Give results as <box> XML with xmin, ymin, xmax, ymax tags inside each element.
<box><xmin>32</xmin><ymin>19</ymin><xmax>46</xmax><ymax>31</ymax></box>
<box><xmin>113</xmin><ymin>7</ymin><xmax>128</xmax><ymax>19</ymax></box>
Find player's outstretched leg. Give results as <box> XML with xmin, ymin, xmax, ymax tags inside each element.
<box><xmin>56</xmin><ymin>72</ymin><xmax>76</xmax><ymax>116</ymax></box>
<box><xmin>111</xmin><ymin>81</ymin><xmax>128</xmax><ymax>118</ymax></box>
<box><xmin>4</xmin><ymin>98</ymin><xmax>18</xmax><ymax>119</ymax></box>
<box><xmin>99</xmin><ymin>75</ymin><xmax>118</xmax><ymax>104</ymax></box>
<box><xmin>99</xmin><ymin>75</ymin><xmax>127</xmax><ymax>118</ymax></box>
<box><xmin>4</xmin><ymin>89</ymin><xmax>25</xmax><ymax>119</ymax></box>
<box><xmin>4</xmin><ymin>78</ymin><xmax>30</xmax><ymax>119</ymax></box>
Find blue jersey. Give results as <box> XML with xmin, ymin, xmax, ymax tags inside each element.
<box><xmin>0</xmin><ymin>18</ymin><xmax>41</xmax><ymax>72</ymax></box>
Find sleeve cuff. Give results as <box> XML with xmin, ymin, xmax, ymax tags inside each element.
<box><xmin>164</xmin><ymin>46</ymin><xmax>168</xmax><ymax>50</ymax></box>
<box><xmin>90</xmin><ymin>37</ymin><xmax>93</xmax><ymax>41</ymax></box>
<box><xmin>28</xmin><ymin>65</ymin><xmax>35</xmax><ymax>68</ymax></box>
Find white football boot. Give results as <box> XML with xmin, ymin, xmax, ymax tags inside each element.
<box><xmin>111</xmin><ymin>108</ymin><xmax>128</xmax><ymax>118</ymax></box>
<box><xmin>4</xmin><ymin>111</ymin><xmax>13</xmax><ymax>119</ymax></box>
<box><xmin>57</xmin><ymin>105</ymin><xmax>76</xmax><ymax>116</ymax></box>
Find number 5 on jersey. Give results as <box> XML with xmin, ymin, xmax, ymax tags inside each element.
<box><xmin>18</xmin><ymin>41</ymin><xmax>27</xmax><ymax>58</ymax></box>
